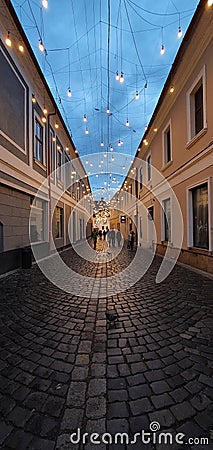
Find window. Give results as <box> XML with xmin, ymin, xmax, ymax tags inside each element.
<box><xmin>140</xmin><ymin>216</ymin><xmax>142</xmax><ymax>239</ymax></box>
<box><xmin>148</xmin><ymin>206</ymin><xmax>154</xmax><ymax>221</ymax></box>
<box><xmin>139</xmin><ymin>167</ymin><xmax>143</xmax><ymax>189</ymax></box>
<box><xmin>56</xmin><ymin>139</ymin><xmax>62</xmax><ymax>181</ymax></box>
<box><xmin>192</xmin><ymin>183</ymin><xmax>208</xmax><ymax>249</ymax></box>
<box><xmin>50</xmin><ymin>128</ymin><xmax>55</xmax><ymax>176</ymax></box>
<box><xmin>163</xmin><ymin>122</ymin><xmax>172</xmax><ymax>165</ymax></box>
<box><xmin>56</xmin><ymin>206</ymin><xmax>63</xmax><ymax>238</ymax></box>
<box><xmin>0</xmin><ymin>222</ymin><xmax>3</xmax><ymax>252</ymax></box>
<box><xmin>30</xmin><ymin>198</ymin><xmax>46</xmax><ymax>242</ymax></box>
<box><xmin>147</xmin><ymin>155</ymin><xmax>151</xmax><ymax>181</ymax></box>
<box><xmin>34</xmin><ymin>117</ymin><xmax>44</xmax><ymax>163</ymax></box>
<box><xmin>187</xmin><ymin>67</ymin><xmax>206</xmax><ymax>142</ymax></box>
<box><xmin>162</xmin><ymin>198</ymin><xmax>171</xmax><ymax>242</ymax></box>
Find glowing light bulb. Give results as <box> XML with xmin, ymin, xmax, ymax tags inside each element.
<box><xmin>55</xmin><ymin>122</ymin><xmax>59</xmax><ymax>129</ymax></box>
<box><xmin>160</xmin><ymin>45</ymin><xmax>165</xmax><ymax>55</ymax></box>
<box><xmin>43</xmin><ymin>106</ymin><xmax>48</xmax><ymax>114</ymax></box>
<box><xmin>120</xmin><ymin>72</ymin><xmax>124</xmax><ymax>83</ymax></box>
<box><xmin>110</xmin><ymin>145</ymin><xmax>113</xmax><ymax>151</ymax></box>
<box><xmin>106</xmin><ymin>107</ymin><xmax>110</xmax><ymax>114</ymax></box>
<box><xmin>5</xmin><ymin>32</ymin><xmax>12</xmax><ymax>47</ymax></box>
<box><xmin>39</xmin><ymin>40</ymin><xmax>45</xmax><ymax>52</ymax></box>
<box><xmin>100</xmin><ymin>141</ymin><xmax>104</xmax><ymax>147</ymax></box>
<box><xmin>42</xmin><ymin>116</ymin><xmax>47</xmax><ymax>123</ymax></box>
<box><xmin>67</xmin><ymin>88</ymin><xmax>72</xmax><ymax>97</ymax></box>
<box><xmin>177</xmin><ymin>27</ymin><xmax>182</xmax><ymax>39</ymax></box>
<box><xmin>85</xmin><ymin>127</ymin><xmax>89</xmax><ymax>135</ymax></box>
<box><xmin>118</xmin><ymin>140</ymin><xmax>121</xmax><ymax>147</ymax></box>
<box><xmin>42</xmin><ymin>0</ymin><xmax>48</xmax><ymax>9</ymax></box>
<box><xmin>32</xmin><ymin>94</ymin><xmax>36</xmax><ymax>104</ymax></box>
<box><xmin>18</xmin><ymin>42</ymin><xmax>24</xmax><ymax>53</ymax></box>
<box><xmin>207</xmin><ymin>0</ymin><xmax>213</xmax><ymax>6</ymax></box>
<box><xmin>154</xmin><ymin>127</ymin><xmax>158</xmax><ymax>132</ymax></box>
<box><xmin>83</xmin><ymin>114</ymin><xmax>87</xmax><ymax>122</ymax></box>
<box><xmin>169</xmin><ymin>85</ymin><xmax>174</xmax><ymax>94</ymax></box>
<box><xmin>135</xmin><ymin>91</ymin><xmax>139</xmax><ymax>100</ymax></box>
<box><xmin>125</xmin><ymin>119</ymin><xmax>130</xmax><ymax>127</ymax></box>
<box><xmin>115</xmin><ymin>71</ymin><xmax>119</xmax><ymax>81</ymax></box>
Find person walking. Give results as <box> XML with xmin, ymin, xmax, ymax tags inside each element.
<box><xmin>103</xmin><ymin>229</ymin><xmax>106</xmax><ymax>240</ymax></box>
<box><xmin>107</xmin><ymin>230</ymin><xmax>112</xmax><ymax>247</ymax></box>
<box><xmin>130</xmin><ymin>230</ymin><xmax>135</xmax><ymax>251</ymax></box>
<box><xmin>98</xmin><ymin>229</ymin><xmax>102</xmax><ymax>240</ymax></box>
<box><xmin>116</xmin><ymin>230</ymin><xmax>122</xmax><ymax>247</ymax></box>
<box><xmin>92</xmin><ymin>229</ymin><xmax>98</xmax><ymax>250</ymax></box>
<box><xmin>111</xmin><ymin>228</ymin><xmax>115</xmax><ymax>247</ymax></box>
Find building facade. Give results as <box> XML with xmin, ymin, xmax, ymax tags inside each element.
<box><xmin>0</xmin><ymin>0</ymin><xmax>92</xmax><ymax>274</ymax></box>
<box><xmin>115</xmin><ymin>0</ymin><xmax>213</xmax><ymax>273</ymax></box>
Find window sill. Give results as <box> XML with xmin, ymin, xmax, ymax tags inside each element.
<box><xmin>186</xmin><ymin>127</ymin><xmax>207</xmax><ymax>149</ymax></box>
<box><xmin>161</xmin><ymin>160</ymin><xmax>173</xmax><ymax>172</ymax></box>
<box><xmin>188</xmin><ymin>246</ymin><xmax>210</xmax><ymax>255</ymax></box>
<box><xmin>34</xmin><ymin>158</ymin><xmax>47</xmax><ymax>171</ymax></box>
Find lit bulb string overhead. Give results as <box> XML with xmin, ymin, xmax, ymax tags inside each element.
<box><xmin>9</xmin><ymin>0</ymin><xmax>200</xmax><ymax>197</ymax></box>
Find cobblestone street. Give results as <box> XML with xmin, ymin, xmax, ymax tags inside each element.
<box><xmin>0</xmin><ymin>242</ymin><xmax>213</xmax><ymax>450</ymax></box>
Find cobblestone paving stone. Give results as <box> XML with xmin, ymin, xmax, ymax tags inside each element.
<box><xmin>0</xmin><ymin>239</ymin><xmax>212</xmax><ymax>449</ymax></box>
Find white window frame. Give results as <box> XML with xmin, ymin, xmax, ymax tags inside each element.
<box><xmin>56</xmin><ymin>139</ymin><xmax>63</xmax><ymax>182</ymax></box>
<box><xmin>146</xmin><ymin>154</ymin><xmax>151</xmax><ymax>182</ymax></box>
<box><xmin>161</xmin><ymin>197</ymin><xmax>172</xmax><ymax>243</ymax></box>
<box><xmin>187</xmin><ymin>177</ymin><xmax>212</xmax><ymax>251</ymax></box>
<box><xmin>34</xmin><ymin>111</ymin><xmax>46</xmax><ymax>166</ymax></box>
<box><xmin>186</xmin><ymin>65</ymin><xmax>207</xmax><ymax>145</ymax></box>
<box><xmin>0</xmin><ymin>46</ymin><xmax>27</xmax><ymax>155</ymax></box>
<box><xmin>162</xmin><ymin>119</ymin><xmax>172</xmax><ymax>167</ymax></box>
<box><xmin>50</xmin><ymin>127</ymin><xmax>55</xmax><ymax>181</ymax></box>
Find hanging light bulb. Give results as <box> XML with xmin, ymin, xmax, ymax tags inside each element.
<box><xmin>39</xmin><ymin>39</ymin><xmax>45</xmax><ymax>52</ymax></box>
<box><xmin>83</xmin><ymin>114</ymin><xmax>87</xmax><ymax>122</ymax></box>
<box><xmin>111</xmin><ymin>156</ymin><xmax>115</xmax><ymax>161</ymax></box>
<box><xmin>207</xmin><ymin>0</ymin><xmax>213</xmax><ymax>6</ymax></box>
<box><xmin>106</xmin><ymin>107</ymin><xmax>110</xmax><ymax>115</ymax></box>
<box><xmin>122</xmin><ymin>165</ymin><xmax>126</xmax><ymax>170</ymax></box>
<box><xmin>120</xmin><ymin>72</ymin><xmax>124</xmax><ymax>83</ymax></box>
<box><xmin>43</xmin><ymin>106</ymin><xmax>48</xmax><ymax>114</ymax></box>
<box><xmin>125</xmin><ymin>119</ymin><xmax>130</xmax><ymax>127</ymax></box>
<box><xmin>110</xmin><ymin>145</ymin><xmax>113</xmax><ymax>151</ymax></box>
<box><xmin>115</xmin><ymin>71</ymin><xmax>119</xmax><ymax>81</ymax></box>
<box><xmin>135</xmin><ymin>91</ymin><xmax>139</xmax><ymax>100</ymax></box>
<box><xmin>160</xmin><ymin>44</ymin><xmax>165</xmax><ymax>55</ymax></box>
<box><xmin>55</xmin><ymin>122</ymin><xmax>59</xmax><ymax>129</ymax></box>
<box><xmin>177</xmin><ymin>26</ymin><xmax>182</xmax><ymax>39</ymax></box>
<box><xmin>85</xmin><ymin>127</ymin><xmax>89</xmax><ymax>135</ymax></box>
<box><xmin>120</xmin><ymin>139</ymin><xmax>124</xmax><ymax>145</ymax></box>
<box><xmin>67</xmin><ymin>88</ymin><xmax>72</xmax><ymax>98</ymax></box>
<box><xmin>100</xmin><ymin>141</ymin><xmax>104</xmax><ymax>147</ymax></box>
<box><xmin>42</xmin><ymin>116</ymin><xmax>47</xmax><ymax>124</ymax></box>
<box><xmin>32</xmin><ymin>94</ymin><xmax>36</xmax><ymax>104</ymax></box>
<box><xmin>18</xmin><ymin>42</ymin><xmax>24</xmax><ymax>53</ymax></box>
<box><xmin>42</xmin><ymin>0</ymin><xmax>48</xmax><ymax>8</ymax></box>
<box><xmin>118</xmin><ymin>140</ymin><xmax>121</xmax><ymax>147</ymax></box>
<box><xmin>5</xmin><ymin>32</ymin><xmax>12</xmax><ymax>47</ymax></box>
<box><xmin>169</xmin><ymin>85</ymin><xmax>175</xmax><ymax>94</ymax></box>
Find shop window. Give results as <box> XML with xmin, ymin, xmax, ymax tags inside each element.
<box><xmin>56</xmin><ymin>206</ymin><xmax>63</xmax><ymax>238</ymax></box>
<box><xmin>192</xmin><ymin>183</ymin><xmax>208</xmax><ymax>249</ymax></box>
<box><xmin>162</xmin><ymin>198</ymin><xmax>171</xmax><ymax>242</ymax></box>
<box><xmin>30</xmin><ymin>198</ymin><xmax>46</xmax><ymax>242</ymax></box>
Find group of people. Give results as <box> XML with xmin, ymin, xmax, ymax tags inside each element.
<box><xmin>92</xmin><ymin>227</ymin><xmax>135</xmax><ymax>251</ymax></box>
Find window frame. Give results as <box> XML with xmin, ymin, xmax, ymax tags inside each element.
<box><xmin>146</xmin><ymin>154</ymin><xmax>151</xmax><ymax>182</ymax></box>
<box><xmin>34</xmin><ymin>112</ymin><xmax>45</xmax><ymax>165</ymax></box>
<box><xmin>56</xmin><ymin>138</ymin><xmax>63</xmax><ymax>182</ymax></box>
<box><xmin>162</xmin><ymin>119</ymin><xmax>172</xmax><ymax>167</ymax></box>
<box><xmin>186</xmin><ymin>66</ymin><xmax>207</xmax><ymax>145</ymax></box>
<box><xmin>187</xmin><ymin>178</ymin><xmax>212</xmax><ymax>251</ymax></box>
<box><xmin>161</xmin><ymin>197</ymin><xmax>172</xmax><ymax>243</ymax></box>
<box><xmin>55</xmin><ymin>206</ymin><xmax>63</xmax><ymax>239</ymax></box>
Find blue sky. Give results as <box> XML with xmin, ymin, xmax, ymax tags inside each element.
<box><xmin>12</xmin><ymin>0</ymin><xmax>199</xmax><ymax>200</ymax></box>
